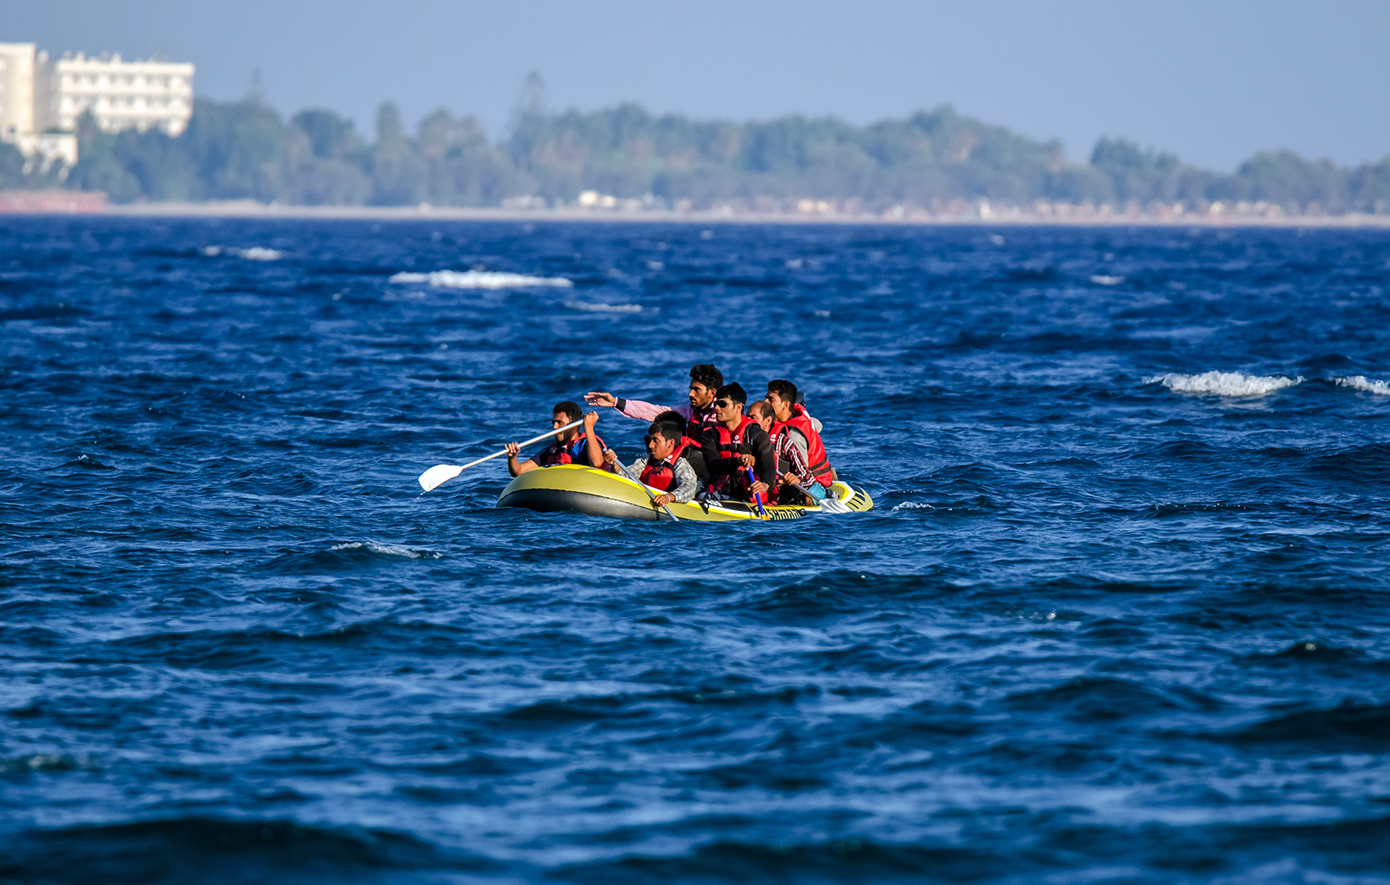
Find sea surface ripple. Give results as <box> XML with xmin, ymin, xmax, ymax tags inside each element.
<box><xmin>2</xmin><ymin>218</ymin><xmax>1390</xmax><ymax>883</ymax></box>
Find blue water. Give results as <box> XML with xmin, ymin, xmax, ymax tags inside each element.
<box><xmin>3</xmin><ymin>218</ymin><xmax>1390</xmax><ymax>883</ymax></box>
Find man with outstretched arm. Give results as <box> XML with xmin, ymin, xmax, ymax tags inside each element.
<box><xmin>701</xmin><ymin>383</ymin><xmax>776</xmax><ymax>504</ymax></box>
<box><xmin>602</xmin><ymin>422</ymin><xmax>699</xmax><ymax>510</ymax></box>
<box><xmin>505</xmin><ymin>402</ymin><xmax>608</xmax><ymax>476</ymax></box>
<box><xmin>584</xmin><ymin>363</ymin><xmax>724</xmax><ymax>458</ymax></box>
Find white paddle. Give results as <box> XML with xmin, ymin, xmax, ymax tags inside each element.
<box><xmin>608</xmin><ymin>453</ymin><xmax>681</xmax><ymax>523</ymax></box>
<box><xmin>418</xmin><ymin>418</ymin><xmax>583</xmax><ymax>492</ymax></box>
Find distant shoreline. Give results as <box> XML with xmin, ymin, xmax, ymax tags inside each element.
<box><xmin>0</xmin><ymin>195</ymin><xmax>1384</xmax><ymax>228</ymax></box>
<box><xmin>96</xmin><ymin>200</ymin><xmax>1390</xmax><ymax>228</ymax></box>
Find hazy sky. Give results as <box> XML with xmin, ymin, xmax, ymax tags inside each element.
<box><xmin>10</xmin><ymin>0</ymin><xmax>1389</xmax><ymax>171</ymax></box>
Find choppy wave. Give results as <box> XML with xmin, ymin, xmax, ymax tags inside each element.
<box><xmin>1090</xmin><ymin>274</ymin><xmax>1125</xmax><ymax>286</ymax></box>
<box><xmin>565</xmin><ymin>301</ymin><xmax>643</xmax><ymax>313</ymax></box>
<box><xmin>1335</xmin><ymin>375</ymin><xmax>1390</xmax><ymax>395</ymax></box>
<box><xmin>328</xmin><ymin>541</ymin><xmax>440</xmax><ymax>560</ymax></box>
<box><xmin>1150</xmin><ymin>371</ymin><xmax>1302</xmax><ymax>396</ymax></box>
<box><xmin>202</xmin><ymin>246</ymin><xmax>284</xmax><ymax>261</ymax></box>
<box><xmin>388</xmin><ymin>270</ymin><xmax>573</xmax><ymax>289</ymax></box>
<box><xmin>8</xmin><ymin>220</ymin><xmax>1390</xmax><ymax>882</ymax></box>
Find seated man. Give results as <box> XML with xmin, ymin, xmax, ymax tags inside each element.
<box><xmin>654</xmin><ymin>409</ymin><xmax>710</xmax><ymax>483</ymax></box>
<box><xmin>505</xmin><ymin>402</ymin><xmax>608</xmax><ymax>476</ymax></box>
<box><xmin>749</xmin><ymin>400</ymin><xmax>825</xmax><ymax>506</ymax></box>
<box><xmin>602</xmin><ymin>421</ymin><xmax>699</xmax><ymax>509</ymax></box>
<box><xmin>584</xmin><ymin>363</ymin><xmax>724</xmax><ymax>460</ymax></box>
<box><xmin>765</xmin><ymin>379</ymin><xmax>835</xmax><ymax>490</ymax></box>
<box><xmin>701</xmin><ymin>383</ymin><xmax>776</xmax><ymax>504</ymax></box>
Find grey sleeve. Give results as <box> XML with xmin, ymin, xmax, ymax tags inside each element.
<box><xmin>626</xmin><ymin>457</ymin><xmax>648</xmax><ymax>479</ymax></box>
<box><xmin>671</xmin><ymin>457</ymin><xmax>698</xmax><ymax>503</ymax></box>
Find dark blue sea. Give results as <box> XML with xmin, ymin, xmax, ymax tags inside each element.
<box><xmin>2</xmin><ymin>217</ymin><xmax>1389</xmax><ymax>884</ymax></box>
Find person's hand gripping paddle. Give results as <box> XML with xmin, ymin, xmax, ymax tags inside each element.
<box><xmin>745</xmin><ymin>466</ymin><xmax>769</xmax><ymax>519</ymax></box>
<box><xmin>417</xmin><ymin>419</ymin><xmax>583</xmax><ymax>492</ymax></box>
<box><xmin>606</xmin><ymin>451</ymin><xmax>681</xmax><ymax>522</ymax></box>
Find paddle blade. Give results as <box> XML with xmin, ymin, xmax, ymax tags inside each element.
<box><xmin>418</xmin><ymin>463</ymin><xmax>463</xmax><ymax>492</ymax></box>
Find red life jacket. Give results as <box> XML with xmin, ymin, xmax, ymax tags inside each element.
<box><xmin>672</xmin><ymin>435</ymin><xmax>697</xmax><ymax>461</ymax></box>
<box><xmin>639</xmin><ymin>456</ymin><xmax>677</xmax><ymax>491</ymax></box>
<box><xmin>683</xmin><ymin>403</ymin><xmax>718</xmax><ymax>450</ymax></box>
<box><xmin>784</xmin><ymin>404</ymin><xmax>833</xmax><ymax>487</ymax></box>
<box><xmin>767</xmin><ymin>420</ymin><xmax>792</xmax><ymax>478</ymax></box>
<box><xmin>537</xmin><ymin>432</ymin><xmax>606</xmax><ymax>467</ymax></box>
<box><xmin>708</xmin><ymin>416</ymin><xmax>761</xmax><ymax>498</ymax></box>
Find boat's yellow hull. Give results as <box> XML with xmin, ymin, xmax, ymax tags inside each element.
<box><xmin>497</xmin><ymin>465</ymin><xmax>873</xmax><ymax>522</ymax></box>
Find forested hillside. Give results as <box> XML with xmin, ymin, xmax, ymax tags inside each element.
<box><xmin>10</xmin><ymin>97</ymin><xmax>1388</xmax><ymax>213</ymax></box>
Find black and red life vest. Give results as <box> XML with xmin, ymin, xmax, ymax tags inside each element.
<box><xmin>639</xmin><ymin>456</ymin><xmax>678</xmax><ymax>491</ymax></box>
<box><xmin>537</xmin><ymin>432</ymin><xmax>607</xmax><ymax>468</ymax></box>
<box><xmin>672</xmin><ymin>435</ymin><xmax>696</xmax><ymax>462</ymax></box>
<box><xmin>783</xmin><ymin>404</ymin><xmax>833</xmax><ymax>488</ymax></box>
<box><xmin>707</xmin><ymin>416</ymin><xmax>762</xmax><ymax>499</ymax></box>
<box><xmin>683</xmin><ymin>403</ymin><xmax>718</xmax><ymax>450</ymax></box>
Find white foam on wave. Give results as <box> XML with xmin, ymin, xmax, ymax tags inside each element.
<box><xmin>1090</xmin><ymin>274</ymin><xmax>1125</xmax><ymax>286</ymax></box>
<box><xmin>1335</xmin><ymin>375</ymin><xmax>1390</xmax><ymax>395</ymax></box>
<box><xmin>235</xmin><ymin>247</ymin><xmax>284</xmax><ymax>261</ymax></box>
<box><xmin>565</xmin><ymin>301</ymin><xmax>643</xmax><ymax>313</ymax></box>
<box><xmin>201</xmin><ymin>246</ymin><xmax>285</xmax><ymax>260</ymax></box>
<box><xmin>389</xmin><ymin>270</ymin><xmax>573</xmax><ymax>289</ymax></box>
<box><xmin>330</xmin><ymin>541</ymin><xmax>439</xmax><ymax>559</ymax></box>
<box><xmin>892</xmin><ymin>502</ymin><xmax>934</xmax><ymax>511</ymax></box>
<box><xmin>1150</xmin><ymin>371</ymin><xmax>1302</xmax><ymax>396</ymax></box>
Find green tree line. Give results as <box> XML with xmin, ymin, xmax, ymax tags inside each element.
<box><xmin>19</xmin><ymin>97</ymin><xmax>1389</xmax><ymax>213</ymax></box>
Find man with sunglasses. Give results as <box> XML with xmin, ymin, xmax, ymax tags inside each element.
<box><xmin>701</xmin><ymin>383</ymin><xmax>776</xmax><ymax>504</ymax></box>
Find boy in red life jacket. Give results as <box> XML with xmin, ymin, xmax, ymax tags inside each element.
<box><xmin>653</xmin><ymin>409</ymin><xmax>711</xmax><ymax>484</ymax></box>
<box><xmin>765</xmin><ymin>379</ymin><xmax>836</xmax><ymax>490</ymax></box>
<box><xmin>749</xmin><ymin>400</ymin><xmax>821</xmax><ymax>506</ymax></box>
<box><xmin>601</xmin><ymin>422</ymin><xmax>699</xmax><ymax>508</ymax></box>
<box><xmin>701</xmin><ymin>383</ymin><xmax>776</xmax><ymax>503</ymax></box>
<box><xmin>583</xmin><ymin>363</ymin><xmax>723</xmax><ymax>457</ymax></box>
<box><xmin>505</xmin><ymin>401</ymin><xmax>609</xmax><ymax>476</ymax></box>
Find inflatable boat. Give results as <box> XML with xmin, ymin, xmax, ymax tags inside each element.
<box><xmin>497</xmin><ymin>464</ymin><xmax>873</xmax><ymax>522</ymax></box>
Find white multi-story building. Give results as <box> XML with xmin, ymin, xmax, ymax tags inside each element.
<box><xmin>0</xmin><ymin>42</ymin><xmax>39</xmax><ymax>140</ymax></box>
<box><xmin>51</xmin><ymin>52</ymin><xmax>195</xmax><ymax>136</ymax></box>
<box><xmin>0</xmin><ymin>42</ymin><xmax>72</xmax><ymax>175</ymax></box>
<box><xmin>0</xmin><ymin>41</ymin><xmax>195</xmax><ymax>178</ymax></box>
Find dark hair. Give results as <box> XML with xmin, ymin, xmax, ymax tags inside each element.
<box><xmin>654</xmin><ymin>409</ymin><xmax>685</xmax><ymax>427</ymax></box>
<box><xmin>690</xmin><ymin>363</ymin><xmax>723</xmax><ymax>390</ymax></box>
<box><xmin>715</xmin><ymin>382</ymin><xmax>746</xmax><ymax>406</ymax></box>
<box><xmin>767</xmin><ymin>379</ymin><xmax>798</xmax><ymax>404</ymax></box>
<box><xmin>647</xmin><ymin>422</ymin><xmax>680</xmax><ymax>443</ymax></box>
<box><xmin>553</xmin><ymin>401</ymin><xmax>583</xmax><ymax>423</ymax></box>
<box><xmin>748</xmin><ymin>400</ymin><xmax>775</xmax><ymax>421</ymax></box>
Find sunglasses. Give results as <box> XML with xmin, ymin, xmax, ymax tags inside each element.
<box><xmin>713</xmin><ymin>399</ymin><xmax>735</xmax><ymax>408</ymax></box>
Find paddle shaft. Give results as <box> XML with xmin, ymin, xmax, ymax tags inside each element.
<box><xmin>461</xmin><ymin>418</ymin><xmax>584</xmax><ymax>471</ymax></box>
<box><xmin>418</xmin><ymin>418</ymin><xmax>585</xmax><ymax>491</ymax></box>
<box><xmin>745</xmin><ymin>466</ymin><xmax>768</xmax><ymax>518</ymax></box>
<box><xmin>611</xmin><ymin>455</ymin><xmax>680</xmax><ymax>522</ymax></box>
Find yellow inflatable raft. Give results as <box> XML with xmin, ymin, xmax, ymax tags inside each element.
<box><xmin>497</xmin><ymin>464</ymin><xmax>873</xmax><ymax>522</ymax></box>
